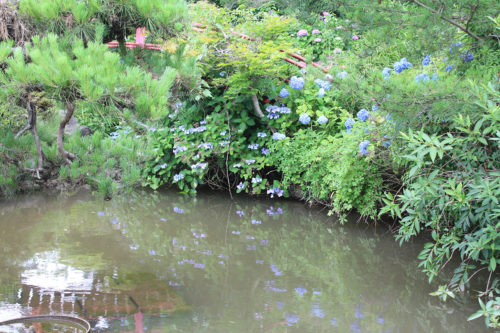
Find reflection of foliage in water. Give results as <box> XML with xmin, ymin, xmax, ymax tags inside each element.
<box><xmin>0</xmin><ymin>190</ymin><xmax>485</xmax><ymax>332</ymax></box>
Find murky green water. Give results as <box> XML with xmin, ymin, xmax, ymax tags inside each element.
<box><xmin>0</xmin><ymin>190</ymin><xmax>488</xmax><ymax>332</ymax></box>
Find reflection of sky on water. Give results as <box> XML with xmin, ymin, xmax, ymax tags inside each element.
<box><xmin>22</xmin><ymin>251</ymin><xmax>94</xmax><ymax>292</ymax></box>
<box><xmin>0</xmin><ymin>190</ymin><xmax>489</xmax><ymax>332</ymax></box>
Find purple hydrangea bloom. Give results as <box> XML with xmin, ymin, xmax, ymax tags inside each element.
<box><xmin>297</xmin><ymin>29</ymin><xmax>308</xmax><ymax>37</ymax></box>
<box><xmin>261</xmin><ymin>147</ymin><xmax>269</xmax><ymax>155</ymax></box>
<box><xmin>312</xmin><ymin>29</ymin><xmax>321</xmax><ymax>34</ymax></box>
<box><xmin>357</xmin><ymin>109</ymin><xmax>370</xmax><ymax>122</ymax></box>
<box><xmin>236</xmin><ymin>210</ymin><xmax>244</xmax><ymax>217</ymax></box>
<box><xmin>359</xmin><ymin>140</ymin><xmax>370</xmax><ymax>155</ymax></box>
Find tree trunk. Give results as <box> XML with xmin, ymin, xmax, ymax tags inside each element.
<box><xmin>15</xmin><ymin>101</ymin><xmax>44</xmax><ymax>176</ymax></box>
<box><xmin>57</xmin><ymin>102</ymin><xmax>76</xmax><ymax>164</ymax></box>
<box><xmin>251</xmin><ymin>94</ymin><xmax>265</xmax><ymax>118</ymax></box>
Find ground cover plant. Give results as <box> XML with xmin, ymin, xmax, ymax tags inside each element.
<box><xmin>0</xmin><ymin>0</ymin><xmax>499</xmax><ymax>327</ymax></box>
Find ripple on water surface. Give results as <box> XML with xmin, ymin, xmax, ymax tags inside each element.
<box><xmin>0</xmin><ymin>190</ymin><xmax>488</xmax><ymax>332</ymax></box>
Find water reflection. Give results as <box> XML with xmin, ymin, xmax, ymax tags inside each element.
<box><xmin>0</xmin><ymin>190</ymin><xmax>487</xmax><ymax>332</ymax></box>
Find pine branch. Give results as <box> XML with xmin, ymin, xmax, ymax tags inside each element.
<box><xmin>409</xmin><ymin>0</ymin><xmax>485</xmax><ymax>42</ymax></box>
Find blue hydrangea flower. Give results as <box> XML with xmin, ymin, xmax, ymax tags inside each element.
<box><xmin>461</xmin><ymin>51</ymin><xmax>474</xmax><ymax>62</ymax></box>
<box><xmin>266</xmin><ymin>105</ymin><xmax>280</xmax><ymax>119</ymax></box>
<box><xmin>393</xmin><ymin>57</ymin><xmax>412</xmax><ymax>73</ymax></box>
<box><xmin>272</xmin><ymin>132</ymin><xmax>286</xmax><ymax>140</ymax></box>
<box><xmin>337</xmin><ymin>71</ymin><xmax>348</xmax><ymax>79</ymax></box>
<box><xmin>289</xmin><ymin>76</ymin><xmax>305</xmax><ymax>90</ymax></box>
<box><xmin>267</xmin><ymin>187</ymin><xmax>283</xmax><ymax>198</ymax></box>
<box><xmin>252</xmin><ymin>176</ymin><xmax>262</xmax><ymax>184</ymax></box>
<box><xmin>317</xmin><ymin>115</ymin><xmax>328</xmax><ymax>124</ymax></box>
<box><xmin>449</xmin><ymin>41</ymin><xmax>462</xmax><ymax>53</ymax></box>
<box><xmin>414</xmin><ymin>73</ymin><xmax>430</xmax><ymax>83</ymax></box>
<box><xmin>317</xmin><ymin>88</ymin><xmax>325</xmax><ymax>98</ymax></box>
<box><xmin>382</xmin><ymin>67</ymin><xmax>391</xmax><ymax>79</ymax></box>
<box><xmin>372</xmin><ymin>105</ymin><xmax>379</xmax><ymax>112</ymax></box>
<box><xmin>295</xmin><ymin>287</ymin><xmax>307</xmax><ymax>296</ymax></box>
<box><xmin>219</xmin><ymin>71</ymin><xmax>226</xmax><ymax>77</ymax></box>
<box><xmin>422</xmin><ymin>54</ymin><xmax>430</xmax><ymax>66</ymax></box>
<box><xmin>383</xmin><ymin>140</ymin><xmax>391</xmax><ymax>148</ymax></box>
<box><xmin>198</xmin><ymin>142</ymin><xmax>213</xmax><ymax>150</ymax></box>
<box><xmin>357</xmin><ymin>109</ymin><xmax>370</xmax><ymax>122</ymax></box>
<box><xmin>261</xmin><ymin>147</ymin><xmax>269</xmax><ymax>155</ymax></box>
<box><xmin>270</xmin><ymin>264</ymin><xmax>283</xmax><ymax>276</ymax></box>
<box><xmin>173</xmin><ymin>173</ymin><xmax>184</xmax><ymax>182</ymax></box>
<box><xmin>311</xmin><ymin>302</ymin><xmax>325</xmax><ymax>318</ymax></box>
<box><xmin>299</xmin><ymin>113</ymin><xmax>311</xmax><ymax>125</ymax></box>
<box><xmin>355</xmin><ymin>304</ymin><xmax>365</xmax><ymax>319</ymax></box>
<box><xmin>279</xmin><ymin>88</ymin><xmax>290</xmax><ymax>98</ymax></box>
<box><xmin>314</xmin><ymin>79</ymin><xmax>332</xmax><ymax>90</ymax></box>
<box><xmin>445</xmin><ymin>64</ymin><xmax>456</xmax><ymax>71</ymax></box>
<box><xmin>278</xmin><ymin>106</ymin><xmax>291</xmax><ymax>114</ymax></box>
<box><xmin>359</xmin><ymin>140</ymin><xmax>370</xmax><ymax>155</ymax></box>
<box><xmin>285</xmin><ymin>313</ymin><xmax>299</xmax><ymax>326</ymax></box>
<box><xmin>345</xmin><ymin>118</ymin><xmax>355</xmax><ymax>132</ymax></box>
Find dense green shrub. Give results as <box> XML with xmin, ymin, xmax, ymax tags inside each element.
<box><xmin>381</xmin><ymin>81</ymin><xmax>500</xmax><ymax>327</ymax></box>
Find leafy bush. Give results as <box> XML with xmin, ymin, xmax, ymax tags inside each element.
<box><xmin>381</xmin><ymin>81</ymin><xmax>500</xmax><ymax>327</ymax></box>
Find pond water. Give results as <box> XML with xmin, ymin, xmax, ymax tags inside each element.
<box><xmin>0</xmin><ymin>189</ymin><xmax>487</xmax><ymax>332</ymax></box>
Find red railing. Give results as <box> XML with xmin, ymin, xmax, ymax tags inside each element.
<box><xmin>107</xmin><ymin>25</ymin><xmax>330</xmax><ymax>73</ymax></box>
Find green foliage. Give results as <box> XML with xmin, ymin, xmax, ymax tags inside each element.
<box><xmin>381</xmin><ymin>81</ymin><xmax>500</xmax><ymax>326</ymax></box>
<box><xmin>19</xmin><ymin>0</ymin><xmax>188</xmax><ymax>41</ymax></box>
